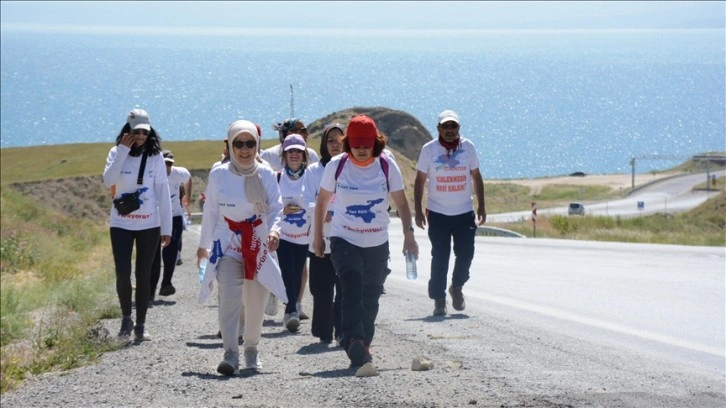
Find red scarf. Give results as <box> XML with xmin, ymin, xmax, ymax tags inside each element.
<box><xmin>438</xmin><ymin>136</ymin><xmax>460</xmax><ymax>158</ymax></box>
<box><xmin>224</xmin><ymin>216</ymin><xmax>263</xmax><ymax>279</ymax></box>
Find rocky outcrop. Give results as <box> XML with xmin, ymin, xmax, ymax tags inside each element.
<box><xmin>306</xmin><ymin>106</ymin><xmax>432</xmax><ymax>162</ymax></box>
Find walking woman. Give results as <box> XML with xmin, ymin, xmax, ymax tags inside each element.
<box><xmin>197</xmin><ymin>119</ymin><xmax>287</xmax><ymax>376</ymax></box>
<box><xmin>312</xmin><ymin>115</ymin><xmax>418</xmax><ymax>368</ymax></box>
<box><xmin>303</xmin><ymin>123</ymin><xmax>345</xmax><ymax>344</ymax></box>
<box><xmin>276</xmin><ymin>133</ymin><xmax>312</xmax><ymax>332</ymax></box>
<box><xmin>103</xmin><ymin>108</ymin><xmax>172</xmax><ymax>342</ymax></box>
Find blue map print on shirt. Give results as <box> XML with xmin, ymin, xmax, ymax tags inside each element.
<box><xmin>434</xmin><ymin>149</ymin><xmax>464</xmax><ymax>168</ymax></box>
<box><xmin>119</xmin><ymin>187</ymin><xmax>149</xmax><ymax>205</ymax></box>
<box><xmin>209</xmin><ymin>239</ymin><xmax>223</xmax><ymax>264</ymax></box>
<box><xmin>345</xmin><ymin>198</ymin><xmax>384</xmax><ymax>223</ymax></box>
<box><xmin>283</xmin><ymin>208</ymin><xmax>307</xmax><ymax>227</ymax></box>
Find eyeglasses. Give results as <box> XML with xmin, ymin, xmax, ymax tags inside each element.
<box><xmin>286</xmin><ymin>148</ymin><xmax>304</xmax><ymax>154</ymax></box>
<box><xmin>233</xmin><ymin>140</ymin><xmax>257</xmax><ymax>149</ymax></box>
<box><xmin>440</xmin><ymin>122</ymin><xmax>459</xmax><ymax>130</ymax></box>
<box><xmin>132</xmin><ymin>129</ymin><xmax>149</xmax><ymax>136</ymax></box>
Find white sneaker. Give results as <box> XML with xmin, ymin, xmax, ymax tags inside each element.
<box><xmin>284</xmin><ymin>312</ymin><xmax>300</xmax><ymax>332</ymax></box>
<box><xmin>265</xmin><ymin>294</ymin><xmax>279</xmax><ymax>316</ymax></box>
<box><xmin>244</xmin><ymin>347</ymin><xmax>261</xmax><ymax>370</ymax></box>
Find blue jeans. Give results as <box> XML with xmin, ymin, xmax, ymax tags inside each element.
<box><xmin>427</xmin><ymin>210</ymin><xmax>476</xmax><ymax>300</ymax></box>
<box><xmin>277</xmin><ymin>239</ymin><xmax>309</xmax><ymax>314</ymax></box>
<box><xmin>330</xmin><ymin>237</ymin><xmax>389</xmax><ymax>347</ymax></box>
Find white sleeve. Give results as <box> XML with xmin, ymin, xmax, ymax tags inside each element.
<box><xmin>154</xmin><ymin>156</ymin><xmax>172</xmax><ymax>235</ymax></box>
<box><xmin>199</xmin><ymin>168</ymin><xmax>221</xmax><ymax>249</ymax></box>
<box><xmin>265</xmin><ymin>172</ymin><xmax>283</xmax><ymax>234</ymax></box>
<box><xmin>103</xmin><ymin>145</ymin><xmax>130</xmax><ymax>187</ymax></box>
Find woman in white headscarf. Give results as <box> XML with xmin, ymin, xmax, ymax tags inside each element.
<box><xmin>197</xmin><ymin>119</ymin><xmax>286</xmax><ymax>376</ymax></box>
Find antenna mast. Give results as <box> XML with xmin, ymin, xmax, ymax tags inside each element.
<box><xmin>289</xmin><ymin>84</ymin><xmax>295</xmax><ymax>117</ymax></box>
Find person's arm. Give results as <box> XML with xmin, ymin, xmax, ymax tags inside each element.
<box><xmin>391</xmin><ymin>189</ymin><xmax>418</xmax><ymax>259</ymax></box>
<box><xmin>413</xmin><ymin>170</ymin><xmax>428</xmax><ymax>229</ymax></box>
<box><xmin>471</xmin><ymin>168</ymin><xmax>486</xmax><ymax>225</ymax></box>
<box><xmin>312</xmin><ymin>188</ymin><xmax>333</xmax><ymax>258</ymax></box>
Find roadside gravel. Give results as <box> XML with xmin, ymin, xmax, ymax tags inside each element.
<box><xmin>2</xmin><ymin>224</ymin><xmax>723</xmax><ymax>408</ymax></box>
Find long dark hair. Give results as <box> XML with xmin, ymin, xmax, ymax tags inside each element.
<box><xmin>115</xmin><ymin>123</ymin><xmax>162</xmax><ymax>157</ymax></box>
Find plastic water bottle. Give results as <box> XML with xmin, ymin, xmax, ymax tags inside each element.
<box><xmin>405</xmin><ymin>250</ymin><xmax>417</xmax><ymax>280</ymax></box>
<box><xmin>199</xmin><ymin>258</ymin><xmax>208</xmax><ymax>283</ymax></box>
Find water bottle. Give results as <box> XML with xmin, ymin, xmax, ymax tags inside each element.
<box><xmin>405</xmin><ymin>250</ymin><xmax>417</xmax><ymax>280</ymax></box>
<box><xmin>199</xmin><ymin>258</ymin><xmax>208</xmax><ymax>283</ymax></box>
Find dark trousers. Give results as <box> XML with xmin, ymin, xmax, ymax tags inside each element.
<box><xmin>427</xmin><ymin>210</ymin><xmax>476</xmax><ymax>300</ymax></box>
<box><xmin>308</xmin><ymin>252</ymin><xmax>342</xmax><ymax>341</ymax></box>
<box><xmin>330</xmin><ymin>237</ymin><xmax>389</xmax><ymax>347</ymax></box>
<box><xmin>109</xmin><ymin>227</ymin><xmax>160</xmax><ymax>325</ymax></box>
<box><xmin>150</xmin><ymin>215</ymin><xmax>184</xmax><ymax>294</ymax></box>
<box><xmin>277</xmin><ymin>239</ymin><xmax>309</xmax><ymax>314</ymax></box>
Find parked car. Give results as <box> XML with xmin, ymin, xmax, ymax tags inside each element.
<box><xmin>568</xmin><ymin>202</ymin><xmax>585</xmax><ymax>215</ymax></box>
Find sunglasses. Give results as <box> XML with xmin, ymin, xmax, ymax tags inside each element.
<box><xmin>440</xmin><ymin>123</ymin><xmax>459</xmax><ymax>130</ymax></box>
<box><xmin>132</xmin><ymin>129</ymin><xmax>149</xmax><ymax>136</ymax></box>
<box><xmin>233</xmin><ymin>139</ymin><xmax>257</xmax><ymax>149</ymax></box>
<box><xmin>291</xmin><ymin>127</ymin><xmax>308</xmax><ymax>134</ymax></box>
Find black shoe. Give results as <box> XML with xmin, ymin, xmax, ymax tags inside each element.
<box><xmin>433</xmin><ymin>298</ymin><xmax>447</xmax><ymax>316</ymax></box>
<box><xmin>118</xmin><ymin>316</ymin><xmax>134</xmax><ymax>337</ymax></box>
<box><xmin>159</xmin><ymin>285</ymin><xmax>176</xmax><ymax>296</ymax></box>
<box><xmin>449</xmin><ymin>285</ymin><xmax>466</xmax><ymax>311</ymax></box>
<box><xmin>347</xmin><ymin>339</ymin><xmax>366</xmax><ymax>367</ymax></box>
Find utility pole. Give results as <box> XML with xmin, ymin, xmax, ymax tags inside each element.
<box><xmin>630</xmin><ymin>157</ymin><xmax>636</xmax><ymax>191</ymax></box>
<box><xmin>289</xmin><ymin>84</ymin><xmax>295</xmax><ymax>117</ymax></box>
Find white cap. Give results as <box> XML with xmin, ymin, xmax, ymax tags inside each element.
<box><xmin>438</xmin><ymin>109</ymin><xmax>460</xmax><ymax>125</ymax></box>
<box><xmin>127</xmin><ymin>109</ymin><xmax>151</xmax><ymax>131</ymax></box>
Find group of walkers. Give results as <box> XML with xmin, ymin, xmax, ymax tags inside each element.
<box><xmin>103</xmin><ymin>108</ymin><xmax>486</xmax><ymax>376</ymax></box>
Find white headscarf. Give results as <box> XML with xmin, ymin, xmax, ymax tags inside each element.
<box><xmin>227</xmin><ymin>120</ymin><xmax>267</xmax><ymax>214</ymax></box>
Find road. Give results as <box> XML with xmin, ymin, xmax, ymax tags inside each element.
<box><xmin>488</xmin><ymin>170</ymin><xmax>725</xmax><ymax>223</ymax></box>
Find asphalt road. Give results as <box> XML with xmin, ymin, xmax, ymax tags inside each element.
<box><xmin>488</xmin><ymin>169</ymin><xmax>725</xmax><ymax>223</ymax></box>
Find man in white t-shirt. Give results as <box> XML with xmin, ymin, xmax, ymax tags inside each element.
<box><xmin>151</xmin><ymin>150</ymin><xmax>192</xmax><ymax>298</ymax></box>
<box><xmin>260</xmin><ymin>118</ymin><xmax>319</xmax><ymax>172</ymax></box>
<box><xmin>413</xmin><ymin>110</ymin><xmax>486</xmax><ymax>317</ymax></box>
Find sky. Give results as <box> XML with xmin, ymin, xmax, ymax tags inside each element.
<box><xmin>1</xmin><ymin>1</ymin><xmax>724</xmax><ymax>33</ymax></box>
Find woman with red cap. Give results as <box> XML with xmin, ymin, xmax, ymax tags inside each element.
<box><xmin>312</xmin><ymin>115</ymin><xmax>418</xmax><ymax>369</ymax></box>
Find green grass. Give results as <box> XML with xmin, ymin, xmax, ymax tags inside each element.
<box><xmin>0</xmin><ymin>189</ymin><xmax>121</xmax><ymax>393</ymax></box>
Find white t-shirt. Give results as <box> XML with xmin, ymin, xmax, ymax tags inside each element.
<box><xmin>416</xmin><ymin>138</ymin><xmax>480</xmax><ymax>216</ymax></box>
<box><xmin>103</xmin><ymin>145</ymin><xmax>172</xmax><ymax>235</ymax></box>
<box><xmin>303</xmin><ymin>162</ymin><xmax>333</xmax><ymax>254</ymax></box>
<box><xmin>320</xmin><ymin>154</ymin><xmax>404</xmax><ymax>248</ymax></box>
<box><xmin>277</xmin><ymin>172</ymin><xmax>310</xmax><ymax>245</ymax></box>
<box><xmin>168</xmin><ymin>166</ymin><xmax>191</xmax><ymax>217</ymax></box>
<box><xmin>198</xmin><ymin>163</ymin><xmax>283</xmax><ymax>263</ymax></box>
<box><xmin>260</xmin><ymin>144</ymin><xmax>320</xmax><ymax>172</ymax></box>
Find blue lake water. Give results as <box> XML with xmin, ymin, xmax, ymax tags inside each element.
<box><xmin>1</xmin><ymin>29</ymin><xmax>723</xmax><ymax>179</ymax></box>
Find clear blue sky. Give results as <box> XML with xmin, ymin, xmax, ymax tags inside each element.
<box><xmin>1</xmin><ymin>1</ymin><xmax>724</xmax><ymax>32</ymax></box>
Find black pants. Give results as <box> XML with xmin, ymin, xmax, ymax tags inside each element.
<box><xmin>427</xmin><ymin>210</ymin><xmax>476</xmax><ymax>300</ymax></box>
<box><xmin>330</xmin><ymin>237</ymin><xmax>389</xmax><ymax>348</ymax></box>
<box><xmin>308</xmin><ymin>252</ymin><xmax>341</xmax><ymax>342</ymax></box>
<box><xmin>150</xmin><ymin>215</ymin><xmax>184</xmax><ymax>295</ymax></box>
<box><xmin>109</xmin><ymin>226</ymin><xmax>160</xmax><ymax>325</ymax></box>
<box><xmin>277</xmin><ymin>239</ymin><xmax>309</xmax><ymax>314</ymax></box>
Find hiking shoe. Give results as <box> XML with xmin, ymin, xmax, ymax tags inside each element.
<box><xmin>364</xmin><ymin>345</ymin><xmax>373</xmax><ymax>364</ymax></box>
<box><xmin>217</xmin><ymin>350</ymin><xmax>238</xmax><ymax>376</ymax></box>
<box><xmin>284</xmin><ymin>313</ymin><xmax>300</xmax><ymax>332</ymax></box>
<box><xmin>243</xmin><ymin>347</ymin><xmax>261</xmax><ymax>370</ymax></box>
<box><xmin>297</xmin><ymin>302</ymin><xmax>309</xmax><ymax>320</ymax></box>
<box><xmin>449</xmin><ymin>285</ymin><xmax>466</xmax><ymax>311</ymax></box>
<box><xmin>159</xmin><ymin>285</ymin><xmax>176</xmax><ymax>296</ymax></box>
<box><xmin>118</xmin><ymin>316</ymin><xmax>134</xmax><ymax>337</ymax></box>
<box><xmin>347</xmin><ymin>339</ymin><xmax>366</xmax><ymax>367</ymax></box>
<box><xmin>265</xmin><ymin>294</ymin><xmax>279</xmax><ymax>316</ymax></box>
<box><xmin>176</xmin><ymin>258</ymin><xmax>183</xmax><ymax>266</ymax></box>
<box><xmin>433</xmin><ymin>298</ymin><xmax>447</xmax><ymax>316</ymax></box>
<box><xmin>134</xmin><ymin>325</ymin><xmax>151</xmax><ymax>341</ymax></box>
